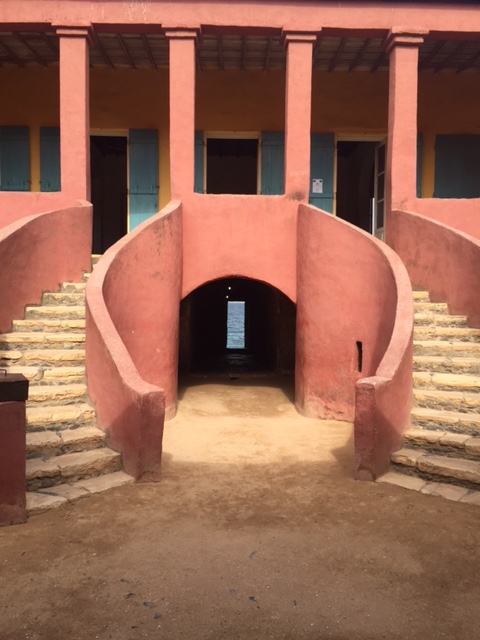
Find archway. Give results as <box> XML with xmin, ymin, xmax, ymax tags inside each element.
<box><xmin>178</xmin><ymin>277</ymin><xmax>296</xmax><ymax>375</ymax></box>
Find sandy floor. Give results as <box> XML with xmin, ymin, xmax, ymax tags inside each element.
<box><xmin>1</xmin><ymin>374</ymin><xmax>480</xmax><ymax>640</ymax></box>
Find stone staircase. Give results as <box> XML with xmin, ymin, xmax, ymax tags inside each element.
<box><xmin>379</xmin><ymin>291</ymin><xmax>480</xmax><ymax>505</ymax></box>
<box><xmin>0</xmin><ymin>257</ymin><xmax>133</xmax><ymax>516</ymax></box>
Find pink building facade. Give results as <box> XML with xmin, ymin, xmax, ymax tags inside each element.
<box><xmin>0</xmin><ymin>1</ymin><xmax>479</xmax><ymax>491</ymax></box>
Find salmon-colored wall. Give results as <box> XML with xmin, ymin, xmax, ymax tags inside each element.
<box><xmin>181</xmin><ymin>194</ymin><xmax>297</xmax><ymax>302</ymax></box>
<box><xmin>102</xmin><ymin>203</ymin><xmax>183</xmax><ymax>418</ymax></box>
<box><xmin>295</xmin><ymin>205</ymin><xmax>413</xmax><ymax>479</ymax></box>
<box><xmin>0</xmin><ymin>203</ymin><xmax>92</xmax><ymax>332</ymax></box>
<box><xmin>389</xmin><ymin>208</ymin><xmax>480</xmax><ymax>328</ymax></box>
<box><xmin>1</xmin><ymin>0</ymin><xmax>479</xmax><ymax>34</ymax></box>
<box><xmin>86</xmin><ymin>201</ymin><xmax>183</xmax><ymax>479</ymax></box>
<box><xmin>296</xmin><ymin>204</ymin><xmax>402</xmax><ymax>419</ymax></box>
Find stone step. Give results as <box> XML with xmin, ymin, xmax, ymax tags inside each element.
<box><xmin>26</xmin><ymin>471</ymin><xmax>133</xmax><ymax>515</ymax></box>
<box><xmin>378</xmin><ymin>471</ymin><xmax>480</xmax><ymax>505</ymax></box>
<box><xmin>404</xmin><ymin>427</ymin><xmax>480</xmax><ymax>459</ymax></box>
<box><xmin>413</xmin><ymin>371</ymin><xmax>480</xmax><ymax>393</ymax></box>
<box><xmin>60</xmin><ymin>282</ymin><xmax>86</xmax><ymax>293</ymax></box>
<box><xmin>41</xmin><ymin>292</ymin><xmax>85</xmax><ymax>306</ymax></box>
<box><xmin>412</xmin><ymin>291</ymin><xmax>430</xmax><ymax>301</ymax></box>
<box><xmin>26</xmin><ymin>403</ymin><xmax>95</xmax><ymax>432</ymax></box>
<box><xmin>413</xmin><ymin>302</ymin><xmax>449</xmax><ymax>315</ymax></box>
<box><xmin>414</xmin><ymin>388</ymin><xmax>480</xmax><ymax>412</ymax></box>
<box><xmin>25</xmin><ymin>305</ymin><xmax>85</xmax><ymax>320</ymax></box>
<box><xmin>12</xmin><ymin>318</ymin><xmax>85</xmax><ymax>333</ymax></box>
<box><xmin>413</xmin><ymin>340</ymin><xmax>480</xmax><ymax>357</ymax></box>
<box><xmin>27</xmin><ymin>426</ymin><xmax>107</xmax><ymax>459</ymax></box>
<box><xmin>414</xmin><ymin>313</ymin><xmax>468</xmax><ymax>327</ymax></box>
<box><xmin>414</xmin><ymin>326</ymin><xmax>480</xmax><ymax>342</ymax></box>
<box><xmin>0</xmin><ymin>348</ymin><xmax>85</xmax><ymax>367</ymax></box>
<box><xmin>26</xmin><ymin>447</ymin><xmax>122</xmax><ymax>492</ymax></box>
<box><xmin>391</xmin><ymin>447</ymin><xmax>480</xmax><ymax>490</ymax></box>
<box><xmin>0</xmin><ymin>332</ymin><xmax>85</xmax><ymax>350</ymax></box>
<box><xmin>413</xmin><ymin>355</ymin><xmax>480</xmax><ymax>375</ymax></box>
<box><xmin>27</xmin><ymin>383</ymin><xmax>87</xmax><ymax>406</ymax></box>
<box><xmin>411</xmin><ymin>406</ymin><xmax>480</xmax><ymax>436</ymax></box>
<box><xmin>0</xmin><ymin>365</ymin><xmax>85</xmax><ymax>385</ymax></box>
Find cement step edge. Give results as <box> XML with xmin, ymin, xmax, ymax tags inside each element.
<box><xmin>26</xmin><ymin>447</ymin><xmax>122</xmax><ymax>491</ymax></box>
<box><xmin>377</xmin><ymin>471</ymin><xmax>480</xmax><ymax>506</ymax></box>
<box><xmin>26</xmin><ymin>470</ymin><xmax>133</xmax><ymax>516</ymax></box>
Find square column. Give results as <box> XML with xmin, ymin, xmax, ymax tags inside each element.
<box><xmin>166</xmin><ymin>30</ymin><xmax>199</xmax><ymax>199</ymax></box>
<box><xmin>56</xmin><ymin>27</ymin><xmax>91</xmax><ymax>201</ymax></box>
<box><xmin>282</xmin><ymin>32</ymin><xmax>316</xmax><ymax>200</ymax></box>
<box><xmin>384</xmin><ymin>30</ymin><xmax>425</xmax><ymax>214</ymax></box>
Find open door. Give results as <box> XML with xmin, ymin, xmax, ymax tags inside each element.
<box><xmin>373</xmin><ymin>139</ymin><xmax>386</xmax><ymax>240</ymax></box>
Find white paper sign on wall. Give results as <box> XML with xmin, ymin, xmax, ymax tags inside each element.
<box><xmin>312</xmin><ymin>178</ymin><xmax>323</xmax><ymax>194</ymax></box>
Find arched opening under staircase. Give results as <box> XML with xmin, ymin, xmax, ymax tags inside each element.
<box><xmin>178</xmin><ymin>277</ymin><xmax>296</xmax><ymax>377</ymax></box>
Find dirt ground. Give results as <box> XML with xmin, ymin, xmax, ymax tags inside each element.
<box><xmin>1</xmin><ymin>374</ymin><xmax>480</xmax><ymax>640</ymax></box>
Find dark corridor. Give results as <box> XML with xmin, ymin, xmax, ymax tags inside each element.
<box><xmin>90</xmin><ymin>135</ymin><xmax>128</xmax><ymax>253</ymax></box>
<box><xmin>179</xmin><ymin>278</ymin><xmax>296</xmax><ymax>375</ymax></box>
<box><xmin>336</xmin><ymin>141</ymin><xmax>375</xmax><ymax>233</ymax></box>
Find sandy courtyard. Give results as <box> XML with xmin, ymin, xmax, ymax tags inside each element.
<box><xmin>1</xmin><ymin>375</ymin><xmax>480</xmax><ymax>640</ymax></box>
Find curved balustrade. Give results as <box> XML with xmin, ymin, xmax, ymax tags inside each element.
<box><xmin>85</xmin><ymin>201</ymin><xmax>182</xmax><ymax>481</ymax></box>
<box><xmin>297</xmin><ymin>204</ymin><xmax>413</xmax><ymax>480</ymax></box>
<box><xmin>0</xmin><ymin>202</ymin><xmax>92</xmax><ymax>332</ymax></box>
<box><xmin>388</xmin><ymin>208</ymin><xmax>480</xmax><ymax>328</ymax></box>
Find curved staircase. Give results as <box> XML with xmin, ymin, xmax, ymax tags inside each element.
<box><xmin>0</xmin><ymin>259</ymin><xmax>132</xmax><ymax>516</ymax></box>
<box><xmin>380</xmin><ymin>291</ymin><xmax>480</xmax><ymax>505</ymax></box>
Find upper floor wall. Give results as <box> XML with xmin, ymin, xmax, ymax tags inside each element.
<box><xmin>1</xmin><ymin>0</ymin><xmax>480</xmax><ymax>34</ymax></box>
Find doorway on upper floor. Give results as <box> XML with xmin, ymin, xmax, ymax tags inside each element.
<box><xmin>90</xmin><ymin>135</ymin><xmax>128</xmax><ymax>253</ymax></box>
<box><xmin>335</xmin><ymin>140</ymin><xmax>376</xmax><ymax>234</ymax></box>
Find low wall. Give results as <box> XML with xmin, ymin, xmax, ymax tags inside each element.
<box><xmin>0</xmin><ymin>192</ymin><xmax>76</xmax><ymax>227</ymax></box>
<box><xmin>85</xmin><ymin>201</ymin><xmax>183</xmax><ymax>480</ymax></box>
<box><xmin>388</xmin><ymin>208</ymin><xmax>480</xmax><ymax>328</ymax></box>
<box><xmin>409</xmin><ymin>198</ymin><xmax>480</xmax><ymax>241</ymax></box>
<box><xmin>0</xmin><ymin>202</ymin><xmax>92</xmax><ymax>332</ymax></box>
<box><xmin>297</xmin><ymin>204</ymin><xmax>413</xmax><ymax>479</ymax></box>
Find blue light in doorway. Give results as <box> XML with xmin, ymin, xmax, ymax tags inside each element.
<box><xmin>227</xmin><ymin>301</ymin><xmax>245</xmax><ymax>349</ymax></box>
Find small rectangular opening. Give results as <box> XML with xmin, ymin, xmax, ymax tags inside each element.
<box><xmin>356</xmin><ymin>341</ymin><xmax>363</xmax><ymax>373</ymax></box>
<box><xmin>227</xmin><ymin>300</ymin><xmax>246</xmax><ymax>349</ymax></box>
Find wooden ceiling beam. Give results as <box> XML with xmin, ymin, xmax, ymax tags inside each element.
<box><xmin>118</xmin><ymin>33</ymin><xmax>136</xmax><ymax>69</ymax></box>
<box><xmin>15</xmin><ymin>32</ymin><xmax>47</xmax><ymax>66</ymax></box>
<box><xmin>349</xmin><ymin>38</ymin><xmax>371</xmax><ymax>72</ymax></box>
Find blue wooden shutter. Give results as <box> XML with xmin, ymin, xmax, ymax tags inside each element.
<box><xmin>261</xmin><ymin>132</ymin><xmax>284</xmax><ymax>195</ymax></box>
<box><xmin>194</xmin><ymin>131</ymin><xmax>204</xmax><ymax>193</ymax></box>
<box><xmin>434</xmin><ymin>134</ymin><xmax>480</xmax><ymax>199</ymax></box>
<box><xmin>310</xmin><ymin>133</ymin><xmax>334</xmax><ymax>212</ymax></box>
<box><xmin>416</xmin><ymin>133</ymin><xmax>423</xmax><ymax>198</ymax></box>
<box><xmin>129</xmin><ymin>129</ymin><xmax>159</xmax><ymax>230</ymax></box>
<box><xmin>40</xmin><ymin>127</ymin><xmax>60</xmax><ymax>192</ymax></box>
<box><xmin>0</xmin><ymin>126</ymin><xmax>30</xmax><ymax>191</ymax></box>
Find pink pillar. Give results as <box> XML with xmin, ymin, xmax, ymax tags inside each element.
<box><xmin>385</xmin><ymin>30</ymin><xmax>425</xmax><ymax>215</ymax></box>
<box><xmin>283</xmin><ymin>32</ymin><xmax>316</xmax><ymax>200</ymax></box>
<box><xmin>166</xmin><ymin>30</ymin><xmax>199</xmax><ymax>199</ymax></box>
<box><xmin>57</xmin><ymin>27</ymin><xmax>91</xmax><ymax>201</ymax></box>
